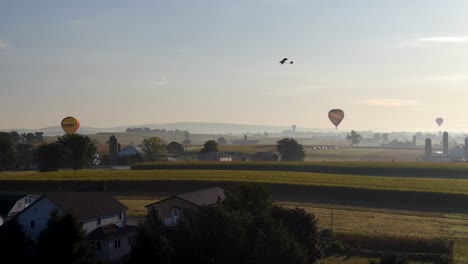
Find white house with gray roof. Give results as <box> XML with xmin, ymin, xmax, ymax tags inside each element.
<box><xmin>10</xmin><ymin>191</ymin><xmax>135</xmax><ymax>264</ymax></box>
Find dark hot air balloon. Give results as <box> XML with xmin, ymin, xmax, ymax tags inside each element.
<box><xmin>435</xmin><ymin>117</ymin><xmax>444</xmax><ymax>127</ymax></box>
<box><xmin>328</xmin><ymin>109</ymin><xmax>345</xmax><ymax>129</ymax></box>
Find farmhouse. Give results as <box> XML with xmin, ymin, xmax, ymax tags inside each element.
<box><xmin>145</xmin><ymin>187</ymin><xmax>224</xmax><ymax>226</ymax></box>
<box><xmin>5</xmin><ymin>191</ymin><xmax>135</xmax><ymax>264</ymax></box>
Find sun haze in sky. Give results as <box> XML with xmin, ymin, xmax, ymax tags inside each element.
<box><xmin>1</xmin><ymin>0</ymin><xmax>468</xmax><ymax>132</ymax></box>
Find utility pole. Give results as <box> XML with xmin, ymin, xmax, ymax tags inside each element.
<box><xmin>330</xmin><ymin>208</ymin><xmax>334</xmax><ymax>230</ymax></box>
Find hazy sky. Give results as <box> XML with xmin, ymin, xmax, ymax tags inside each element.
<box><xmin>1</xmin><ymin>0</ymin><xmax>468</xmax><ymax>132</ymax></box>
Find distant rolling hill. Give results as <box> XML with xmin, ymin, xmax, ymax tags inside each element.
<box><xmin>3</xmin><ymin>122</ymin><xmax>330</xmax><ymax>136</ymax></box>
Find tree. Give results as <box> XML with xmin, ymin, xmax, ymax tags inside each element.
<box><xmin>142</xmin><ymin>137</ymin><xmax>168</xmax><ymax>161</ymax></box>
<box><xmin>35</xmin><ymin>143</ymin><xmax>63</xmax><ymax>172</ymax></box>
<box><xmin>271</xmin><ymin>207</ymin><xmax>322</xmax><ymax>263</ymax></box>
<box><xmin>166</xmin><ymin>141</ymin><xmax>184</xmax><ymax>156</ymax></box>
<box><xmin>173</xmin><ymin>183</ymin><xmax>317</xmax><ymax>264</ymax></box>
<box><xmin>253</xmin><ymin>221</ymin><xmax>308</xmax><ymax>264</ymax></box>
<box><xmin>0</xmin><ymin>132</ymin><xmax>16</xmax><ymax>170</ymax></box>
<box><xmin>199</xmin><ymin>140</ymin><xmax>219</xmax><ymax>155</ymax></box>
<box><xmin>127</xmin><ymin>208</ymin><xmax>170</xmax><ymax>264</ymax></box>
<box><xmin>173</xmin><ymin>206</ymin><xmax>249</xmax><ymax>264</ymax></box>
<box><xmin>0</xmin><ymin>218</ymin><xmax>34</xmax><ymax>262</ymax></box>
<box><xmin>16</xmin><ymin>143</ymin><xmax>34</xmax><ymax>169</ymax></box>
<box><xmin>217</xmin><ymin>137</ymin><xmax>227</xmax><ymax>145</ymax></box>
<box><xmin>276</xmin><ymin>138</ymin><xmax>305</xmax><ymax>161</ymax></box>
<box><xmin>372</xmin><ymin>133</ymin><xmax>381</xmax><ymax>142</ymax></box>
<box><xmin>37</xmin><ymin>209</ymin><xmax>98</xmax><ymax>264</ymax></box>
<box><xmin>223</xmin><ymin>183</ymin><xmax>274</xmax><ymax>217</ymax></box>
<box><xmin>382</xmin><ymin>133</ymin><xmax>389</xmax><ymax>144</ymax></box>
<box><xmin>58</xmin><ymin>134</ymin><xmax>97</xmax><ymax>170</ymax></box>
<box><xmin>346</xmin><ymin>130</ymin><xmax>361</xmax><ymax>146</ymax></box>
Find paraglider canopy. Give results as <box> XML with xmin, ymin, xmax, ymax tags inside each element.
<box><xmin>61</xmin><ymin>116</ymin><xmax>80</xmax><ymax>135</ymax></box>
<box><xmin>435</xmin><ymin>117</ymin><xmax>444</xmax><ymax>127</ymax></box>
<box><xmin>328</xmin><ymin>109</ymin><xmax>345</xmax><ymax>129</ymax></box>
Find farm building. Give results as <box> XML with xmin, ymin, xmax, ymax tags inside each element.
<box><xmin>198</xmin><ymin>151</ymin><xmax>233</xmax><ymax>161</ymax></box>
<box><xmin>145</xmin><ymin>187</ymin><xmax>224</xmax><ymax>226</ymax></box>
<box><xmin>118</xmin><ymin>144</ymin><xmax>144</xmax><ymax>157</ymax></box>
<box><xmin>251</xmin><ymin>151</ymin><xmax>279</xmax><ymax>161</ymax></box>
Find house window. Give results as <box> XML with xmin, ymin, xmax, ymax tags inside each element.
<box><xmin>118</xmin><ymin>212</ymin><xmax>122</xmax><ymax>220</ymax></box>
<box><xmin>172</xmin><ymin>208</ymin><xmax>179</xmax><ymax>217</ymax></box>
<box><xmin>97</xmin><ymin>217</ymin><xmax>101</xmax><ymax>226</ymax></box>
<box><xmin>114</xmin><ymin>239</ymin><xmax>121</xmax><ymax>248</ymax></box>
<box><xmin>30</xmin><ymin>220</ymin><xmax>35</xmax><ymax>228</ymax></box>
<box><xmin>96</xmin><ymin>241</ymin><xmax>101</xmax><ymax>251</ymax></box>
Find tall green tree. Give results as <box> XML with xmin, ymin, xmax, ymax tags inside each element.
<box><xmin>141</xmin><ymin>137</ymin><xmax>168</xmax><ymax>161</ymax></box>
<box><xmin>271</xmin><ymin>207</ymin><xmax>322</xmax><ymax>263</ymax></box>
<box><xmin>199</xmin><ymin>140</ymin><xmax>219</xmax><ymax>155</ymax></box>
<box><xmin>253</xmin><ymin>221</ymin><xmax>308</xmax><ymax>264</ymax></box>
<box><xmin>173</xmin><ymin>206</ymin><xmax>249</xmax><ymax>264</ymax></box>
<box><xmin>0</xmin><ymin>132</ymin><xmax>17</xmax><ymax>170</ymax></box>
<box><xmin>276</xmin><ymin>138</ymin><xmax>305</xmax><ymax>161</ymax></box>
<box><xmin>37</xmin><ymin>209</ymin><xmax>97</xmax><ymax>264</ymax></box>
<box><xmin>173</xmin><ymin>183</ymin><xmax>318</xmax><ymax>264</ymax></box>
<box><xmin>58</xmin><ymin>134</ymin><xmax>97</xmax><ymax>170</ymax></box>
<box><xmin>0</xmin><ymin>218</ymin><xmax>34</xmax><ymax>262</ymax></box>
<box><xmin>128</xmin><ymin>208</ymin><xmax>170</xmax><ymax>264</ymax></box>
<box><xmin>16</xmin><ymin>143</ymin><xmax>34</xmax><ymax>169</ymax></box>
<box><xmin>346</xmin><ymin>130</ymin><xmax>361</xmax><ymax>146</ymax></box>
<box><xmin>36</xmin><ymin>142</ymin><xmax>63</xmax><ymax>172</ymax></box>
<box><xmin>166</xmin><ymin>141</ymin><xmax>184</xmax><ymax>156</ymax></box>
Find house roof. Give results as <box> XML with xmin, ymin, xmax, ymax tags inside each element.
<box><xmin>118</xmin><ymin>144</ymin><xmax>143</xmax><ymax>156</ymax></box>
<box><xmin>86</xmin><ymin>223</ymin><xmax>136</xmax><ymax>240</ymax></box>
<box><xmin>0</xmin><ymin>194</ymin><xmax>24</xmax><ymax>217</ymax></box>
<box><xmin>45</xmin><ymin>192</ymin><xmax>128</xmax><ymax>220</ymax></box>
<box><xmin>177</xmin><ymin>187</ymin><xmax>225</xmax><ymax>206</ymax></box>
<box><xmin>146</xmin><ymin>187</ymin><xmax>225</xmax><ymax>207</ymax></box>
<box><xmin>7</xmin><ymin>194</ymin><xmax>40</xmax><ymax>217</ymax></box>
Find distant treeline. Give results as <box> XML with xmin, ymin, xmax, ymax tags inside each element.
<box><xmin>131</xmin><ymin>161</ymin><xmax>468</xmax><ymax>179</ymax></box>
<box><xmin>125</xmin><ymin>127</ymin><xmax>190</xmax><ymax>135</ymax></box>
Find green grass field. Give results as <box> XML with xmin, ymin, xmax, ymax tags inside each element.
<box><xmin>131</xmin><ymin>161</ymin><xmax>468</xmax><ymax>180</ymax></box>
<box><xmin>2</xmin><ymin>169</ymin><xmax>468</xmax><ymax>195</ymax></box>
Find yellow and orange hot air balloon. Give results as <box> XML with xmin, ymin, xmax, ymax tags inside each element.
<box><xmin>328</xmin><ymin>109</ymin><xmax>344</xmax><ymax>129</ymax></box>
<box><xmin>61</xmin><ymin>116</ymin><xmax>80</xmax><ymax>135</ymax></box>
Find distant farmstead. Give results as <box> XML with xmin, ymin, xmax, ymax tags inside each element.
<box><xmin>117</xmin><ymin>144</ymin><xmax>144</xmax><ymax>157</ymax></box>
<box><xmin>198</xmin><ymin>151</ymin><xmax>233</xmax><ymax>161</ymax></box>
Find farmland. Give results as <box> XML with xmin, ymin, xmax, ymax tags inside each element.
<box><xmin>2</xmin><ymin>163</ymin><xmax>468</xmax><ymax>262</ymax></box>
